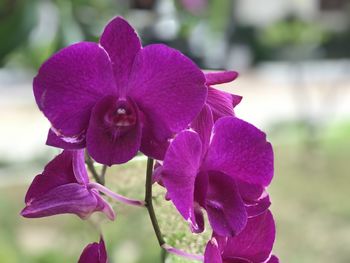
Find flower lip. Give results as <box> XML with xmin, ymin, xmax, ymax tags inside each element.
<box><xmin>104</xmin><ymin>98</ymin><xmax>138</xmax><ymax>128</ymax></box>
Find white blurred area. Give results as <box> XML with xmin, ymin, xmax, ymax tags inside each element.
<box><xmin>1</xmin><ymin>59</ymin><xmax>350</xmax><ymax>166</ymax></box>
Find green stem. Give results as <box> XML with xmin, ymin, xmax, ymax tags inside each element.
<box><xmin>85</xmin><ymin>151</ymin><xmax>105</xmax><ymax>185</ymax></box>
<box><xmin>144</xmin><ymin>158</ymin><xmax>166</xmax><ymax>248</ymax></box>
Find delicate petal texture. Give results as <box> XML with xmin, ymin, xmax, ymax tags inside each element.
<box><xmin>207</xmin><ymin>87</ymin><xmax>242</xmax><ymax>121</ymax></box>
<box><xmin>86</xmin><ymin>96</ymin><xmax>142</xmax><ymax>165</ymax></box>
<box><xmin>22</xmin><ymin>150</ymin><xmax>115</xmax><ymax>220</ymax></box>
<box><xmin>266</xmin><ymin>255</ymin><xmax>279</xmax><ymax>263</ymax></box>
<box><xmin>246</xmin><ymin>194</ymin><xmax>271</xmax><ymax>218</ymax></box>
<box><xmin>128</xmin><ymin>44</ymin><xmax>207</xmax><ymax>135</ymax></box>
<box><xmin>93</xmin><ymin>191</ymin><xmax>116</xmax><ymax>220</ymax></box>
<box><xmin>72</xmin><ymin>150</ymin><xmax>89</xmax><ymax>185</ymax></box>
<box><xmin>161</xmin><ymin>131</ymin><xmax>202</xmax><ymax>230</ymax></box>
<box><xmin>139</xmin><ymin>115</ymin><xmax>171</xmax><ymax>160</ymax></box>
<box><xmin>204</xmin><ymin>117</ymin><xmax>274</xmax><ymax>186</ymax></box>
<box><xmin>33</xmin><ymin>42</ymin><xmax>116</xmax><ymax>137</ymax></box>
<box><xmin>21</xmin><ymin>183</ymin><xmax>100</xmax><ymax>219</ymax></box>
<box><xmin>205</xmin><ymin>71</ymin><xmax>238</xmax><ymax>85</ymax></box>
<box><xmin>237</xmin><ymin>180</ymin><xmax>265</xmax><ymax>202</ymax></box>
<box><xmin>206</xmin><ymin>171</ymin><xmax>247</xmax><ymax>237</ymax></box>
<box><xmin>194</xmin><ymin>171</ymin><xmax>209</xmax><ymax>208</ymax></box>
<box><xmin>46</xmin><ymin>129</ymin><xmax>85</xmax><ymax>150</ymax></box>
<box><xmin>193</xmin><ymin>204</ymin><xmax>205</xmax><ymax>233</ymax></box>
<box><xmin>190</xmin><ymin>104</ymin><xmax>213</xmax><ymax>156</ymax></box>
<box><xmin>78</xmin><ymin>237</ymin><xmax>108</xmax><ymax>263</ymax></box>
<box><xmin>204</xmin><ymin>238</ymin><xmax>223</xmax><ymax>263</ymax></box>
<box><xmin>25</xmin><ymin>151</ymin><xmax>77</xmax><ymax>204</ymax></box>
<box><xmin>100</xmin><ymin>16</ymin><xmax>141</xmax><ymax>92</ymax></box>
<box><xmin>222</xmin><ymin>210</ymin><xmax>276</xmax><ymax>263</ymax></box>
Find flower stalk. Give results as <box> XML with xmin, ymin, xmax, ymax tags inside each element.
<box><xmin>144</xmin><ymin>157</ymin><xmax>203</xmax><ymax>262</ymax></box>
<box><xmin>145</xmin><ymin>158</ymin><xmax>166</xmax><ymax>247</ymax></box>
<box><xmin>85</xmin><ymin>152</ymin><xmax>105</xmax><ymax>185</ymax></box>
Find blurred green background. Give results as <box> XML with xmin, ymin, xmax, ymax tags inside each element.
<box><xmin>1</xmin><ymin>0</ymin><xmax>350</xmax><ymax>262</ymax></box>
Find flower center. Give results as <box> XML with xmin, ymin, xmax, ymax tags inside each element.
<box><xmin>105</xmin><ymin>100</ymin><xmax>137</xmax><ymax>127</ymax></box>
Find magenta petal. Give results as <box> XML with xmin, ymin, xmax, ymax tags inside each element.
<box><xmin>204</xmin><ymin>238</ymin><xmax>223</xmax><ymax>263</ymax></box>
<box><xmin>93</xmin><ymin>190</ymin><xmax>116</xmax><ymax>221</ymax></box>
<box><xmin>237</xmin><ymin>180</ymin><xmax>265</xmax><ymax>202</ymax></box>
<box><xmin>100</xmin><ymin>16</ymin><xmax>141</xmax><ymax>91</ymax></box>
<box><xmin>190</xmin><ymin>104</ymin><xmax>213</xmax><ymax>155</ymax></box>
<box><xmin>204</xmin><ymin>117</ymin><xmax>274</xmax><ymax>187</ymax></box>
<box><xmin>78</xmin><ymin>237</ymin><xmax>108</xmax><ymax>263</ymax></box>
<box><xmin>205</xmin><ymin>71</ymin><xmax>238</xmax><ymax>85</ymax></box>
<box><xmin>192</xmin><ymin>204</ymin><xmax>205</xmax><ymax>233</ymax></box>
<box><xmin>128</xmin><ymin>44</ymin><xmax>207</xmax><ymax>134</ymax></box>
<box><xmin>207</xmin><ymin>87</ymin><xmax>242</xmax><ymax>121</ymax></box>
<box><xmin>33</xmin><ymin>42</ymin><xmax>116</xmax><ymax>137</ymax></box>
<box><xmin>25</xmin><ymin>151</ymin><xmax>77</xmax><ymax>204</ymax></box>
<box><xmin>206</xmin><ymin>171</ymin><xmax>247</xmax><ymax>237</ymax></box>
<box><xmin>139</xmin><ymin>116</ymin><xmax>171</xmax><ymax>160</ymax></box>
<box><xmin>267</xmin><ymin>255</ymin><xmax>280</xmax><ymax>263</ymax></box>
<box><xmin>21</xmin><ymin>183</ymin><xmax>100</xmax><ymax>219</ymax></box>
<box><xmin>222</xmin><ymin>210</ymin><xmax>276</xmax><ymax>263</ymax></box>
<box><xmin>46</xmin><ymin>129</ymin><xmax>85</xmax><ymax>150</ymax></box>
<box><xmin>72</xmin><ymin>150</ymin><xmax>89</xmax><ymax>185</ymax></box>
<box><xmin>86</xmin><ymin>96</ymin><xmax>142</xmax><ymax>165</ymax></box>
<box><xmin>161</xmin><ymin>131</ymin><xmax>202</xmax><ymax>229</ymax></box>
<box><xmin>246</xmin><ymin>194</ymin><xmax>271</xmax><ymax>218</ymax></box>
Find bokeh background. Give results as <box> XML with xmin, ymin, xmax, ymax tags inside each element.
<box><xmin>1</xmin><ymin>0</ymin><xmax>350</xmax><ymax>262</ymax></box>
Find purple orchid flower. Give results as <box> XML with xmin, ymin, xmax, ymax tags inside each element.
<box><xmin>204</xmin><ymin>71</ymin><xmax>242</xmax><ymax>121</ymax></box>
<box><xmin>78</xmin><ymin>237</ymin><xmax>108</xmax><ymax>263</ymax></box>
<box><xmin>21</xmin><ymin>150</ymin><xmax>115</xmax><ymax>220</ymax></box>
<box><xmin>204</xmin><ymin>210</ymin><xmax>279</xmax><ymax>263</ymax></box>
<box><xmin>157</xmin><ymin>106</ymin><xmax>273</xmax><ymax>237</ymax></box>
<box><xmin>34</xmin><ymin>16</ymin><xmax>207</xmax><ymax>165</ymax></box>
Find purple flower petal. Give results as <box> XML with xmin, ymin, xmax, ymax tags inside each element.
<box><xmin>246</xmin><ymin>194</ymin><xmax>271</xmax><ymax>218</ymax></box>
<box><xmin>72</xmin><ymin>149</ymin><xmax>89</xmax><ymax>185</ymax></box>
<box><xmin>205</xmin><ymin>71</ymin><xmax>238</xmax><ymax>85</ymax></box>
<box><xmin>33</xmin><ymin>42</ymin><xmax>116</xmax><ymax>137</ymax></box>
<box><xmin>190</xmin><ymin>104</ymin><xmax>213</xmax><ymax>156</ymax></box>
<box><xmin>204</xmin><ymin>117</ymin><xmax>274</xmax><ymax>187</ymax></box>
<box><xmin>206</xmin><ymin>171</ymin><xmax>247</xmax><ymax>237</ymax></box>
<box><xmin>139</xmin><ymin>116</ymin><xmax>171</xmax><ymax>160</ymax></box>
<box><xmin>25</xmin><ymin>151</ymin><xmax>77</xmax><ymax>204</ymax></box>
<box><xmin>204</xmin><ymin>238</ymin><xmax>223</xmax><ymax>263</ymax></box>
<box><xmin>100</xmin><ymin>16</ymin><xmax>141</xmax><ymax>92</ymax></box>
<box><xmin>78</xmin><ymin>237</ymin><xmax>108</xmax><ymax>263</ymax></box>
<box><xmin>236</xmin><ymin>180</ymin><xmax>265</xmax><ymax>202</ymax></box>
<box><xmin>222</xmin><ymin>210</ymin><xmax>276</xmax><ymax>263</ymax></box>
<box><xmin>128</xmin><ymin>44</ymin><xmax>207</xmax><ymax>155</ymax></box>
<box><xmin>92</xmin><ymin>189</ymin><xmax>116</xmax><ymax>221</ymax></box>
<box><xmin>161</xmin><ymin>130</ymin><xmax>202</xmax><ymax>230</ymax></box>
<box><xmin>86</xmin><ymin>96</ymin><xmax>142</xmax><ymax>165</ymax></box>
<box><xmin>207</xmin><ymin>87</ymin><xmax>242</xmax><ymax>121</ymax></box>
<box><xmin>21</xmin><ymin>183</ymin><xmax>101</xmax><ymax>219</ymax></box>
<box><xmin>46</xmin><ymin>129</ymin><xmax>85</xmax><ymax>150</ymax></box>
<box><xmin>267</xmin><ymin>255</ymin><xmax>280</xmax><ymax>263</ymax></box>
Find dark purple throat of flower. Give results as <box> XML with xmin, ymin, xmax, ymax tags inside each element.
<box><xmin>105</xmin><ymin>99</ymin><xmax>137</xmax><ymax>128</ymax></box>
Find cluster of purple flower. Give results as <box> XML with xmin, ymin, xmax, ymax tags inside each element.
<box><xmin>21</xmin><ymin>16</ymin><xmax>279</xmax><ymax>263</ymax></box>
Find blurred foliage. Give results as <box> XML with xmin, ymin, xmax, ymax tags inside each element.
<box><xmin>1</xmin><ymin>0</ymin><xmax>350</xmax><ymax>69</ymax></box>
<box><xmin>0</xmin><ymin>0</ymin><xmax>37</xmax><ymax>66</ymax></box>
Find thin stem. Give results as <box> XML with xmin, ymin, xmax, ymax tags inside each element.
<box><xmin>85</xmin><ymin>152</ymin><xmax>102</xmax><ymax>184</ymax></box>
<box><xmin>144</xmin><ymin>158</ymin><xmax>165</xmax><ymax>247</ymax></box>
<box><xmin>89</xmin><ymin>182</ymin><xmax>145</xmax><ymax>207</ymax></box>
<box><xmin>100</xmin><ymin>165</ymin><xmax>107</xmax><ymax>185</ymax></box>
<box><xmin>85</xmin><ymin>151</ymin><xmax>105</xmax><ymax>185</ymax></box>
<box><xmin>145</xmin><ymin>158</ymin><xmax>204</xmax><ymax>262</ymax></box>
